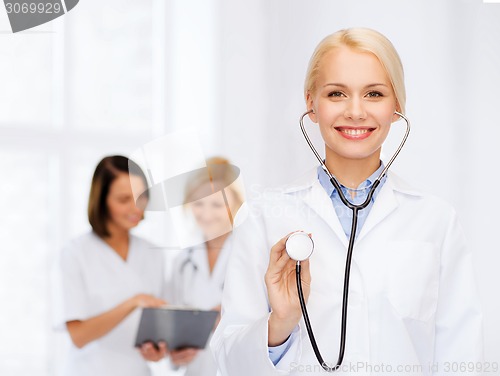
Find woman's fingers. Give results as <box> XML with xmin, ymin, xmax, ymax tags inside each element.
<box><xmin>157</xmin><ymin>341</ymin><xmax>168</xmax><ymax>357</ymax></box>
<box><xmin>269</xmin><ymin>231</ymin><xmax>305</xmax><ymax>270</ymax></box>
<box><xmin>299</xmin><ymin>259</ymin><xmax>311</xmax><ymax>285</ymax></box>
<box><xmin>267</xmin><ymin>231</ymin><xmax>311</xmax><ymax>282</ymax></box>
<box><xmin>146</xmin><ymin>296</ymin><xmax>167</xmax><ymax>307</ymax></box>
<box><xmin>170</xmin><ymin>348</ymin><xmax>199</xmax><ymax>366</ymax></box>
<box><xmin>266</xmin><ymin>231</ymin><xmax>312</xmax><ymax>346</ymax></box>
<box><xmin>139</xmin><ymin>341</ymin><xmax>167</xmax><ymax>361</ymax></box>
<box><xmin>150</xmin><ymin>297</ymin><xmax>167</xmax><ymax>307</ymax></box>
<box><xmin>269</xmin><ymin>235</ymin><xmax>289</xmax><ymax>265</ymax></box>
<box><xmin>135</xmin><ymin>294</ymin><xmax>167</xmax><ymax>308</ymax></box>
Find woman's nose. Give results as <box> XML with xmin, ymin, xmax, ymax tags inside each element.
<box><xmin>132</xmin><ymin>200</ymin><xmax>145</xmax><ymax>213</ymax></box>
<box><xmin>134</xmin><ymin>197</ymin><xmax>147</xmax><ymax>211</ymax></box>
<box><xmin>344</xmin><ymin>97</ymin><xmax>367</xmax><ymax>120</ymax></box>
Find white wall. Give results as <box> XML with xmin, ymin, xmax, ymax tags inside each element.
<box><xmin>1</xmin><ymin>0</ymin><xmax>499</xmax><ymax>374</ymax></box>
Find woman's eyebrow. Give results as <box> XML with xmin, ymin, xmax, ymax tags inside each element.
<box><xmin>322</xmin><ymin>83</ymin><xmax>389</xmax><ymax>88</ymax></box>
<box><xmin>322</xmin><ymin>83</ymin><xmax>347</xmax><ymax>88</ymax></box>
<box><xmin>365</xmin><ymin>83</ymin><xmax>388</xmax><ymax>88</ymax></box>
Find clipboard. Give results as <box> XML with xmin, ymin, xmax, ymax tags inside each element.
<box><xmin>134</xmin><ymin>307</ymin><xmax>219</xmax><ymax>350</ymax></box>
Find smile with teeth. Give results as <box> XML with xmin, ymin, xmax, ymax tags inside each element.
<box><xmin>340</xmin><ymin>128</ymin><xmax>370</xmax><ymax>135</ymax></box>
<box><xmin>334</xmin><ymin>127</ymin><xmax>376</xmax><ymax>140</ymax></box>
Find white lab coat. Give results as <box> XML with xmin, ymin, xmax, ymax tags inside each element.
<box><xmin>168</xmin><ymin>237</ymin><xmax>232</xmax><ymax>376</ymax></box>
<box><xmin>211</xmin><ymin>169</ymin><xmax>483</xmax><ymax>376</ymax></box>
<box><xmin>52</xmin><ymin>231</ymin><xmax>166</xmax><ymax>376</ymax></box>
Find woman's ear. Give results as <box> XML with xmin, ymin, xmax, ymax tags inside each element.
<box><xmin>305</xmin><ymin>91</ymin><xmax>317</xmax><ymax>123</ymax></box>
<box><xmin>392</xmin><ymin>103</ymin><xmax>402</xmax><ymax>122</ymax></box>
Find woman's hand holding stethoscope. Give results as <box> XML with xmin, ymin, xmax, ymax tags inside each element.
<box><xmin>265</xmin><ymin>232</ymin><xmax>312</xmax><ymax>347</ymax></box>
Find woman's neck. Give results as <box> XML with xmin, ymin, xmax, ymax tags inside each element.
<box><xmin>205</xmin><ymin>233</ymin><xmax>230</xmax><ymax>274</ymax></box>
<box><xmin>104</xmin><ymin>223</ymin><xmax>129</xmax><ymax>261</ymax></box>
<box><xmin>206</xmin><ymin>233</ymin><xmax>229</xmax><ymax>253</ymax></box>
<box><xmin>325</xmin><ymin>150</ymin><xmax>381</xmax><ymax>189</ymax></box>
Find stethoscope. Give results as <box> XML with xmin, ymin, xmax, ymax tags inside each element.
<box><xmin>180</xmin><ymin>248</ymin><xmax>199</xmax><ymax>275</ymax></box>
<box><xmin>179</xmin><ymin>246</ymin><xmax>226</xmax><ymax>300</ymax></box>
<box><xmin>285</xmin><ymin>110</ymin><xmax>411</xmax><ymax>372</ymax></box>
<box><xmin>179</xmin><ymin>248</ymin><xmax>199</xmax><ymax>305</ymax></box>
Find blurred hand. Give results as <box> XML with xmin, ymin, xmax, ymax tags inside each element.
<box><xmin>170</xmin><ymin>348</ymin><xmax>200</xmax><ymax>366</ymax></box>
<box><xmin>139</xmin><ymin>341</ymin><xmax>168</xmax><ymax>362</ymax></box>
<box><xmin>265</xmin><ymin>232</ymin><xmax>311</xmax><ymax>346</ymax></box>
<box><xmin>131</xmin><ymin>294</ymin><xmax>167</xmax><ymax>309</ymax></box>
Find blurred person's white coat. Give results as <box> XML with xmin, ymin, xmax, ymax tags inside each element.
<box><xmin>52</xmin><ymin>232</ymin><xmax>166</xmax><ymax>376</ymax></box>
<box><xmin>168</xmin><ymin>236</ymin><xmax>232</xmax><ymax>376</ymax></box>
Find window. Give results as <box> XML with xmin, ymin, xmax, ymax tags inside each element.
<box><xmin>0</xmin><ymin>1</ymin><xmax>184</xmax><ymax>374</ymax></box>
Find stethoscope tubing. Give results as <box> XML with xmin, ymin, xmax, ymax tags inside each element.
<box><xmin>297</xmin><ymin>110</ymin><xmax>411</xmax><ymax>371</ymax></box>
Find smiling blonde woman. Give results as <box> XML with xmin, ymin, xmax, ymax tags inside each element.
<box><xmin>211</xmin><ymin>28</ymin><xmax>483</xmax><ymax>376</ymax></box>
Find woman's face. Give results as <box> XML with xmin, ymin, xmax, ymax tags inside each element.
<box><xmin>307</xmin><ymin>46</ymin><xmax>399</xmax><ymax>162</ymax></box>
<box><xmin>189</xmin><ymin>183</ymin><xmax>238</xmax><ymax>240</ymax></box>
<box><xmin>106</xmin><ymin>172</ymin><xmax>147</xmax><ymax>234</ymax></box>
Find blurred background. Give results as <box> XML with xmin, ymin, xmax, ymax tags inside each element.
<box><xmin>1</xmin><ymin>0</ymin><xmax>499</xmax><ymax>374</ymax></box>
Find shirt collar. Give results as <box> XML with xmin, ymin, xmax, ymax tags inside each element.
<box><xmin>280</xmin><ymin>166</ymin><xmax>422</xmax><ymax>198</ymax></box>
<box><xmin>317</xmin><ymin>161</ymin><xmax>386</xmax><ymax>198</ymax></box>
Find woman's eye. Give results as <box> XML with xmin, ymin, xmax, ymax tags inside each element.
<box><xmin>367</xmin><ymin>91</ymin><xmax>383</xmax><ymax>98</ymax></box>
<box><xmin>327</xmin><ymin>91</ymin><xmax>344</xmax><ymax>98</ymax></box>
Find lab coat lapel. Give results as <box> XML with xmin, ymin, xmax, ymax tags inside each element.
<box><xmin>192</xmin><ymin>245</ymin><xmax>210</xmax><ymax>279</ymax></box>
<box><xmin>285</xmin><ymin>170</ymin><xmax>348</xmax><ymax>247</ymax></box>
<box><xmin>211</xmin><ymin>235</ymin><xmax>231</xmax><ymax>285</ymax></box>
<box><xmin>355</xmin><ymin>172</ymin><xmax>399</xmax><ymax>243</ymax></box>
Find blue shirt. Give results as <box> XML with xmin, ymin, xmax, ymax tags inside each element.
<box><xmin>317</xmin><ymin>161</ymin><xmax>387</xmax><ymax>238</ymax></box>
<box><xmin>268</xmin><ymin>162</ymin><xmax>387</xmax><ymax>365</ymax></box>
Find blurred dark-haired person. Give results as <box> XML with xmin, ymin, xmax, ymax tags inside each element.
<box><xmin>52</xmin><ymin>155</ymin><xmax>168</xmax><ymax>376</ymax></box>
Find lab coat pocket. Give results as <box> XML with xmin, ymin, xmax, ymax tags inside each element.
<box><xmin>385</xmin><ymin>241</ymin><xmax>439</xmax><ymax>322</ymax></box>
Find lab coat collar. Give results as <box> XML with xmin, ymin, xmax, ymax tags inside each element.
<box><xmin>281</xmin><ymin>167</ymin><xmax>422</xmax><ymax>246</ymax></box>
<box><xmin>187</xmin><ymin>234</ymin><xmax>233</xmax><ymax>281</ymax></box>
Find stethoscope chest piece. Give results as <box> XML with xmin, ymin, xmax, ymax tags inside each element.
<box><xmin>286</xmin><ymin>231</ymin><xmax>314</xmax><ymax>262</ymax></box>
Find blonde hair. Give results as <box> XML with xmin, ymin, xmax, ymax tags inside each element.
<box><xmin>184</xmin><ymin>156</ymin><xmax>244</xmax><ymax>210</ymax></box>
<box><xmin>304</xmin><ymin>28</ymin><xmax>406</xmax><ymax>114</ymax></box>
